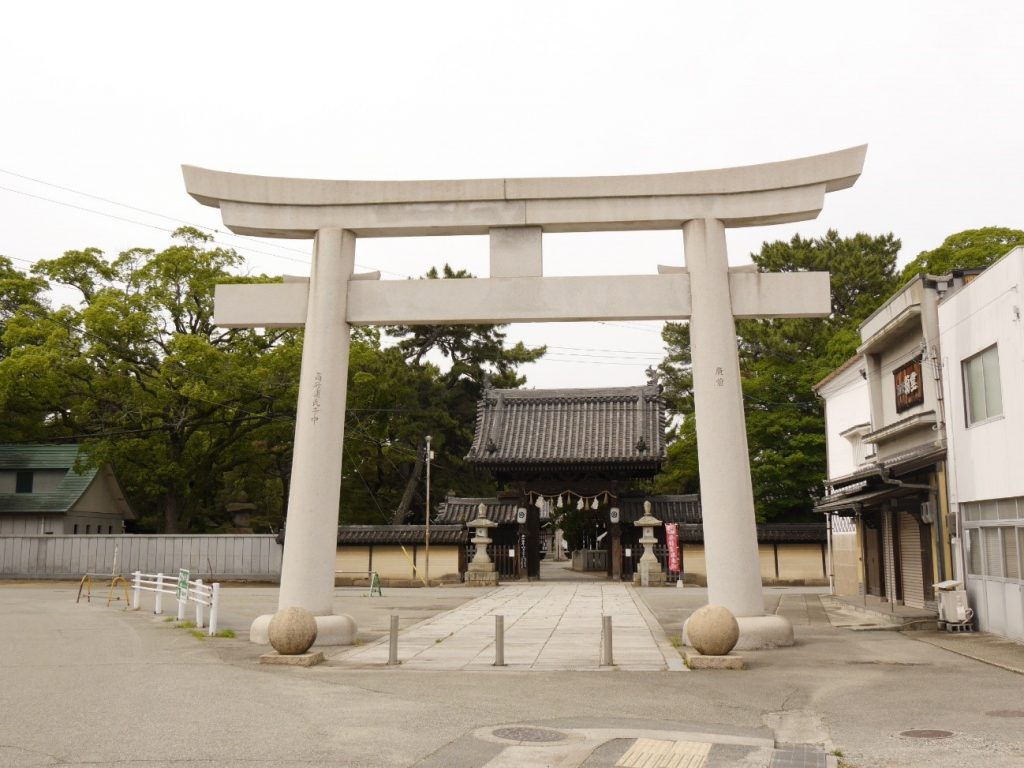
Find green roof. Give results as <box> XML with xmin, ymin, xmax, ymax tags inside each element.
<box><xmin>0</xmin><ymin>444</ymin><xmax>87</xmax><ymax>470</ymax></box>
<box><xmin>0</xmin><ymin>445</ymin><xmax>99</xmax><ymax>515</ymax></box>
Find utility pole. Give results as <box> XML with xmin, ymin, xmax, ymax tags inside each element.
<box><xmin>425</xmin><ymin>435</ymin><xmax>432</xmax><ymax>586</ymax></box>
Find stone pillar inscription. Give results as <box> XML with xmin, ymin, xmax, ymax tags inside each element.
<box><xmin>278</xmin><ymin>228</ymin><xmax>355</xmax><ymax>616</ymax></box>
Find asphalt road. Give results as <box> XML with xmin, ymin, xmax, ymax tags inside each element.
<box><xmin>1</xmin><ymin>582</ymin><xmax>1022</xmax><ymax>767</ymax></box>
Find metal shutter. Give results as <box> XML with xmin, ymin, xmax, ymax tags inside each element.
<box><xmin>883</xmin><ymin>512</ymin><xmax>896</xmax><ymax>602</ymax></box>
<box><xmin>899</xmin><ymin>512</ymin><xmax>925</xmax><ymax>609</ymax></box>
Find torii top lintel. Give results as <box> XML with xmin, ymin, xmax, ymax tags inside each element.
<box><xmin>182</xmin><ymin>145</ymin><xmax>866</xmax><ymax>239</ymax></box>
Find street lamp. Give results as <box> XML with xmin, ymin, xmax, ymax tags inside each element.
<box><xmin>425</xmin><ymin>435</ymin><xmax>433</xmax><ymax>585</ymax></box>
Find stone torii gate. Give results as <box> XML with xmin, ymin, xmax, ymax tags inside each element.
<box><xmin>183</xmin><ymin>145</ymin><xmax>866</xmax><ymax>648</ymax></box>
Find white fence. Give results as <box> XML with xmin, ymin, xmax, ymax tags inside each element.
<box><xmin>132</xmin><ymin>571</ymin><xmax>222</xmax><ymax>636</ymax></box>
<box><xmin>0</xmin><ymin>535</ymin><xmax>282</xmax><ymax>580</ymax></box>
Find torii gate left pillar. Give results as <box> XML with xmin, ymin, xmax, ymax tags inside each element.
<box><xmin>183</xmin><ymin>146</ymin><xmax>866</xmax><ymax>648</ymax></box>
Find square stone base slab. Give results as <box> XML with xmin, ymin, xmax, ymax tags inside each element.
<box><xmin>633</xmin><ymin>571</ymin><xmax>667</xmax><ymax>586</ymax></box>
<box><xmin>260</xmin><ymin>651</ymin><xmax>325</xmax><ymax>667</ymax></box>
<box><xmin>464</xmin><ymin>570</ymin><xmax>499</xmax><ymax>586</ymax></box>
<box><xmin>685</xmin><ymin>651</ymin><xmax>745</xmax><ymax>670</ymax></box>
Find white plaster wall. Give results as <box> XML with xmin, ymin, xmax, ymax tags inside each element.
<box><xmin>875</xmin><ymin>332</ymin><xmax>935</xmax><ymax>428</ymax></box>
<box><xmin>0</xmin><ymin>516</ymin><xmax>49</xmax><ymax>535</ymax></box>
<box><xmin>71</xmin><ymin>474</ymin><xmax>126</xmax><ymax>516</ymax></box>
<box><xmin>819</xmin><ymin>364</ymin><xmax>870</xmax><ymax>480</ymax></box>
<box><xmin>0</xmin><ymin>469</ymin><xmax>65</xmax><ymax>493</ymax></box>
<box><xmin>940</xmin><ymin>248</ymin><xmax>1024</xmax><ymax>503</ymax></box>
<box><xmin>861</xmin><ymin>280</ymin><xmax>923</xmax><ymax>339</ymax></box>
<box><xmin>64</xmin><ymin>516</ymin><xmax>120</xmax><ymax>534</ymax></box>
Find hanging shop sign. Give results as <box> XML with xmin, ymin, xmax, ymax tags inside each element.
<box><xmin>894</xmin><ymin>358</ymin><xmax>924</xmax><ymax>413</ymax></box>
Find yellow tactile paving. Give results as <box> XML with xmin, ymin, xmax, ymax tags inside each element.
<box><xmin>616</xmin><ymin>737</ymin><xmax>712</xmax><ymax>768</ymax></box>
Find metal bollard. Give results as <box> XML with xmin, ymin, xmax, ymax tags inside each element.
<box><xmin>388</xmin><ymin>614</ymin><xmax>399</xmax><ymax>665</ymax></box>
<box><xmin>494</xmin><ymin>615</ymin><xmax>505</xmax><ymax>667</ymax></box>
<box><xmin>154</xmin><ymin>573</ymin><xmax>164</xmax><ymax>615</ymax></box>
<box><xmin>601</xmin><ymin>615</ymin><xmax>613</xmax><ymax>666</ymax></box>
<box><xmin>208</xmin><ymin>583</ymin><xmax>220</xmax><ymax>636</ymax></box>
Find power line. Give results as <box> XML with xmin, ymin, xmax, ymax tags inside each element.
<box><xmin>0</xmin><ymin>171</ymin><xmax>413</xmax><ymax>278</ymax></box>
<box><xmin>0</xmin><ymin>167</ymin><xmax>311</xmax><ymax>257</ymax></box>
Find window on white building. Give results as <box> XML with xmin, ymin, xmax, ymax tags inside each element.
<box><xmin>963</xmin><ymin>345</ymin><xmax>1002</xmax><ymax>425</ymax></box>
<box><xmin>1004</xmin><ymin>528</ymin><xmax>1021</xmax><ymax>580</ymax></box>
<box><xmin>967</xmin><ymin>529</ymin><xmax>983</xmax><ymax>575</ymax></box>
<box><xmin>984</xmin><ymin>527</ymin><xmax>1002</xmax><ymax>577</ymax></box>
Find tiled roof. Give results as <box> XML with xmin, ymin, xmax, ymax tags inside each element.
<box><xmin>619</xmin><ymin>496</ymin><xmax>701</xmax><ymax>524</ymax></box>
<box><xmin>824</xmin><ymin>443</ymin><xmax>945</xmax><ymax>490</ymax></box>
<box><xmin>466</xmin><ymin>384</ymin><xmax>667</xmax><ymax>473</ymax></box>
<box><xmin>438</xmin><ymin>495</ymin><xmax>702</xmax><ymax>525</ymax></box>
<box><xmin>436</xmin><ymin>498</ymin><xmax>522</xmax><ymax>525</ymax></box>
<box><xmin>0</xmin><ymin>445</ymin><xmax>83</xmax><ymax>469</ymax></box>
<box><xmin>336</xmin><ymin>525</ymin><xmax>468</xmax><ymax>546</ymax></box>
<box><xmin>436</xmin><ymin>497</ymin><xmax>821</xmax><ymax>542</ymax></box>
<box><xmin>0</xmin><ymin>445</ymin><xmax>98</xmax><ymax>515</ymax></box>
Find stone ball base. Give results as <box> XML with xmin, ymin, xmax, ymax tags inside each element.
<box><xmin>268</xmin><ymin>607</ymin><xmax>318</xmax><ymax>655</ymax></box>
<box><xmin>250</xmin><ymin>612</ymin><xmax>358</xmax><ymax>647</ymax></box>
<box><xmin>683</xmin><ymin>613</ymin><xmax>794</xmax><ymax>651</ymax></box>
<box><xmin>684</xmin><ymin>604</ymin><xmax>739</xmax><ymax>656</ymax></box>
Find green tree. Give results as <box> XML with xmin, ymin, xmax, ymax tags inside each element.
<box><xmin>0</xmin><ymin>255</ymin><xmax>63</xmax><ymax>442</ymax></box>
<box><xmin>656</xmin><ymin>230</ymin><xmax>902</xmax><ymax>521</ymax></box>
<box><xmin>0</xmin><ymin>245</ymin><xmax>547</xmax><ymax>532</ymax></box>
<box><xmin>900</xmin><ymin>227</ymin><xmax>1024</xmax><ymax>283</ymax></box>
<box><xmin>0</xmin><ymin>228</ymin><xmax>302</xmax><ymax>532</ymax></box>
<box><xmin>385</xmin><ymin>265</ymin><xmax>546</xmax><ymax>523</ymax></box>
<box><xmin>0</xmin><ymin>255</ymin><xmax>49</xmax><ymax>360</ymax></box>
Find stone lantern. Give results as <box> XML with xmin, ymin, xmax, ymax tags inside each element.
<box><xmin>633</xmin><ymin>500</ymin><xmax>666</xmax><ymax>586</ymax></box>
<box><xmin>226</xmin><ymin>492</ymin><xmax>257</xmax><ymax>533</ymax></box>
<box><xmin>466</xmin><ymin>503</ymin><xmax>499</xmax><ymax>586</ymax></box>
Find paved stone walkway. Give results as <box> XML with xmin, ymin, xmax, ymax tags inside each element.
<box><xmin>331</xmin><ymin>583</ymin><xmax>685</xmax><ymax>671</ymax></box>
<box><xmin>415</xmin><ymin>719</ymin><xmax>833</xmax><ymax>768</ymax></box>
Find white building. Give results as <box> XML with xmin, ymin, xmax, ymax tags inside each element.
<box><xmin>816</xmin><ymin>273</ymin><xmax>965</xmax><ymax>612</ymax></box>
<box><xmin>813</xmin><ymin>357</ymin><xmax>872</xmax><ymax>597</ymax></box>
<box><xmin>939</xmin><ymin>246</ymin><xmax>1024</xmax><ymax>641</ymax></box>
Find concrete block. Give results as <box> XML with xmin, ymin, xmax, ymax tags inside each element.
<box><xmin>490</xmin><ymin>227</ymin><xmax>542</xmax><ymax>278</ymax></box>
<box><xmin>260</xmin><ymin>651</ymin><xmax>325</xmax><ymax>667</ymax></box>
<box><xmin>685</xmin><ymin>651</ymin><xmax>745</xmax><ymax>670</ymax></box>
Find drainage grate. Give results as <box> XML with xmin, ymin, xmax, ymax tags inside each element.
<box><xmin>491</xmin><ymin>727</ymin><xmax>567</xmax><ymax>743</ymax></box>
<box><xmin>899</xmin><ymin>730</ymin><xmax>953</xmax><ymax>739</ymax></box>
<box><xmin>987</xmin><ymin>710</ymin><xmax>1024</xmax><ymax>718</ymax></box>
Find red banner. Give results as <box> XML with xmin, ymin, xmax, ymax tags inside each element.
<box><xmin>665</xmin><ymin>523</ymin><xmax>680</xmax><ymax>572</ymax></box>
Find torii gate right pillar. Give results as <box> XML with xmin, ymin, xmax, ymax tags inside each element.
<box><xmin>684</xmin><ymin>218</ymin><xmax>794</xmax><ymax>648</ymax></box>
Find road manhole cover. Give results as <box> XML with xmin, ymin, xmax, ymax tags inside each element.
<box><xmin>491</xmin><ymin>727</ymin><xmax>567</xmax><ymax>743</ymax></box>
<box><xmin>987</xmin><ymin>710</ymin><xmax>1024</xmax><ymax>718</ymax></box>
<box><xmin>899</xmin><ymin>730</ymin><xmax>953</xmax><ymax>739</ymax></box>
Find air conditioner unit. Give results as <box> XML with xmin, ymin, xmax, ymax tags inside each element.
<box><xmin>938</xmin><ymin>588</ymin><xmax>972</xmax><ymax>624</ymax></box>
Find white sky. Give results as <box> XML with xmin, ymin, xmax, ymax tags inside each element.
<box><xmin>2</xmin><ymin>1</ymin><xmax>1021</xmax><ymax>388</ymax></box>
